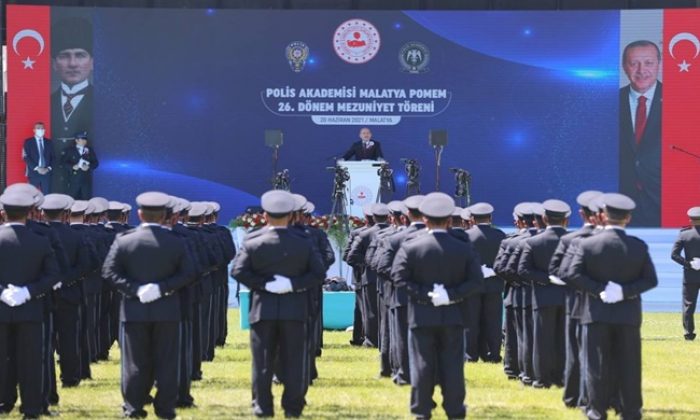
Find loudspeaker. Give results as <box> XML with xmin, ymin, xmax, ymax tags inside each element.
<box><xmin>265</xmin><ymin>129</ymin><xmax>283</xmax><ymax>147</ymax></box>
<box><xmin>429</xmin><ymin>129</ymin><xmax>447</xmax><ymax>146</ymax></box>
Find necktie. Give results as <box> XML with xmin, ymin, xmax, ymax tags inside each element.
<box><xmin>635</xmin><ymin>96</ymin><xmax>647</xmax><ymax>145</ymax></box>
<box><xmin>38</xmin><ymin>139</ymin><xmax>45</xmax><ymax>168</ymax></box>
<box><xmin>63</xmin><ymin>88</ymin><xmax>86</xmax><ymax>117</ymax></box>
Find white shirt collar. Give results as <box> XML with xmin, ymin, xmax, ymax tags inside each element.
<box><xmin>605</xmin><ymin>225</ymin><xmax>625</xmax><ymax>231</ymax></box>
<box><xmin>61</xmin><ymin>80</ymin><xmax>89</xmax><ymax>95</ymax></box>
<box><xmin>2</xmin><ymin>222</ymin><xmax>25</xmax><ymax>227</ymax></box>
<box><xmin>140</xmin><ymin>223</ymin><xmax>162</xmax><ymax>228</ymax></box>
<box><xmin>428</xmin><ymin>229</ymin><xmax>447</xmax><ymax>233</ymax></box>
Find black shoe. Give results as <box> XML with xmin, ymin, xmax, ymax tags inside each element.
<box><xmin>393</xmin><ymin>376</ymin><xmax>410</xmax><ymax>386</ymax></box>
<box><xmin>123</xmin><ymin>409</ymin><xmax>148</xmax><ymax>418</ymax></box>
<box><xmin>176</xmin><ymin>400</ymin><xmax>196</xmax><ymax>409</ymax></box>
<box><xmin>379</xmin><ymin>370</ymin><xmax>392</xmax><ymax>378</ymax></box>
<box><xmin>684</xmin><ymin>333</ymin><xmax>696</xmax><ymax>341</ymax></box>
<box><xmin>22</xmin><ymin>415</ymin><xmax>40</xmax><ymax>420</ymax></box>
<box><xmin>62</xmin><ymin>381</ymin><xmax>80</xmax><ymax>388</ymax></box>
<box><xmin>349</xmin><ymin>340</ymin><xmax>363</xmax><ymax>346</ymax></box>
<box><xmin>253</xmin><ymin>408</ymin><xmax>273</xmax><ymax>418</ymax></box>
<box><xmin>191</xmin><ymin>372</ymin><xmax>203</xmax><ymax>381</ymax></box>
<box><xmin>532</xmin><ymin>381</ymin><xmax>551</xmax><ymax>389</ymax></box>
<box><xmin>521</xmin><ymin>376</ymin><xmax>533</xmax><ymax>386</ymax></box>
<box><xmin>144</xmin><ymin>395</ymin><xmax>154</xmax><ymax>404</ymax></box>
<box><xmin>284</xmin><ymin>412</ymin><xmax>301</xmax><ymax>418</ymax></box>
<box><xmin>155</xmin><ymin>411</ymin><xmax>176</xmax><ymax>420</ymax></box>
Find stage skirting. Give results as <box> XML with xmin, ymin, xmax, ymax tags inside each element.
<box><xmin>238</xmin><ymin>290</ymin><xmax>355</xmax><ymax>330</ymax></box>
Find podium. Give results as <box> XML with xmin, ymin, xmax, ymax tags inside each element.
<box><xmin>337</xmin><ymin>160</ymin><xmax>382</xmax><ymax>217</ymax></box>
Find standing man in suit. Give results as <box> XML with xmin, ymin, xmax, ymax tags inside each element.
<box><xmin>568</xmin><ymin>193</ymin><xmax>658</xmax><ymax>420</ymax></box>
<box><xmin>0</xmin><ymin>190</ymin><xmax>60</xmax><ymax>419</ymax></box>
<box><xmin>51</xmin><ymin>17</ymin><xmax>94</xmax><ymax>194</ymax></box>
<box><xmin>23</xmin><ymin>122</ymin><xmax>54</xmax><ymax>194</ymax></box>
<box><xmin>231</xmin><ymin>190</ymin><xmax>325</xmax><ymax>418</ymax></box>
<box><xmin>102</xmin><ymin>192</ymin><xmax>195</xmax><ymax>419</ymax></box>
<box><xmin>63</xmin><ymin>131</ymin><xmax>99</xmax><ymax>200</ymax></box>
<box><xmin>342</xmin><ymin>127</ymin><xmax>384</xmax><ymax>161</ymax></box>
<box><xmin>391</xmin><ymin>192</ymin><xmax>483</xmax><ymax>419</ymax></box>
<box><xmin>464</xmin><ymin>203</ymin><xmax>506</xmax><ymax>363</ymax></box>
<box><xmin>619</xmin><ymin>40</ymin><xmax>662</xmax><ymax>227</ymax></box>
<box><xmin>671</xmin><ymin>207</ymin><xmax>700</xmax><ymax>341</ymax></box>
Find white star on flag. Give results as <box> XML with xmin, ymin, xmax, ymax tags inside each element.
<box><xmin>678</xmin><ymin>59</ymin><xmax>691</xmax><ymax>72</ymax></box>
<box><xmin>21</xmin><ymin>57</ymin><xmax>35</xmax><ymax>69</ymax></box>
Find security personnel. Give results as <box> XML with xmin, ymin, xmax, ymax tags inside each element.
<box><xmin>391</xmin><ymin>192</ymin><xmax>483</xmax><ymax>419</ymax></box>
<box><xmin>347</xmin><ymin>203</ymin><xmax>392</xmax><ymax>349</ymax></box>
<box><xmin>518</xmin><ymin>199</ymin><xmax>570</xmax><ymax>388</ymax></box>
<box><xmin>344</xmin><ymin>204</ymin><xmax>374</xmax><ymax>346</ymax></box>
<box><xmin>0</xmin><ymin>190</ymin><xmax>60</xmax><ymax>419</ymax></box>
<box><xmin>42</xmin><ymin>194</ymin><xmax>92</xmax><ymax>388</ymax></box>
<box><xmin>102</xmin><ymin>191</ymin><xmax>195</xmax><ymax>419</ymax></box>
<box><xmin>549</xmin><ymin>190</ymin><xmax>601</xmax><ymax>407</ymax></box>
<box><xmin>567</xmin><ymin>193</ymin><xmax>657</xmax><ymax>420</ymax></box>
<box><xmin>376</xmin><ymin>195</ymin><xmax>426</xmax><ymax>386</ymax></box>
<box><xmin>231</xmin><ymin>190</ymin><xmax>325</xmax><ymax>417</ymax></box>
<box><xmin>464</xmin><ymin>203</ymin><xmax>506</xmax><ymax>363</ymax></box>
<box><xmin>671</xmin><ymin>206</ymin><xmax>700</xmax><ymax>341</ymax></box>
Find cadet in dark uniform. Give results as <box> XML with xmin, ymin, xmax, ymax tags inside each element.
<box><xmin>391</xmin><ymin>192</ymin><xmax>483</xmax><ymax>419</ymax></box>
<box><xmin>464</xmin><ymin>203</ymin><xmax>506</xmax><ymax>363</ymax></box>
<box><xmin>549</xmin><ymin>190</ymin><xmax>601</xmax><ymax>408</ymax></box>
<box><xmin>41</xmin><ymin>194</ymin><xmax>92</xmax><ymax>388</ymax></box>
<box><xmin>567</xmin><ymin>193</ymin><xmax>658</xmax><ymax>420</ymax></box>
<box><xmin>102</xmin><ymin>192</ymin><xmax>195</xmax><ymax>419</ymax></box>
<box><xmin>231</xmin><ymin>190</ymin><xmax>325</xmax><ymax>417</ymax></box>
<box><xmin>62</xmin><ymin>131</ymin><xmax>99</xmax><ymax>200</ymax></box>
<box><xmin>671</xmin><ymin>206</ymin><xmax>700</xmax><ymax>341</ymax></box>
<box><xmin>518</xmin><ymin>199</ymin><xmax>570</xmax><ymax>388</ymax></box>
<box><xmin>0</xmin><ymin>190</ymin><xmax>60</xmax><ymax>419</ymax></box>
<box><xmin>344</xmin><ymin>204</ymin><xmax>374</xmax><ymax>346</ymax></box>
<box><xmin>376</xmin><ymin>195</ymin><xmax>426</xmax><ymax>386</ymax></box>
<box><xmin>347</xmin><ymin>203</ymin><xmax>392</xmax><ymax>348</ymax></box>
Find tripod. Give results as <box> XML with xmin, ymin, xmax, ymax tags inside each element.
<box><xmin>451</xmin><ymin>168</ymin><xmax>472</xmax><ymax>207</ymax></box>
<box><xmin>402</xmin><ymin>158</ymin><xmax>421</xmax><ymax>197</ymax></box>
<box><xmin>377</xmin><ymin>163</ymin><xmax>395</xmax><ymax>203</ymax></box>
<box><xmin>329</xmin><ymin>165</ymin><xmax>351</xmax><ymax>278</ymax></box>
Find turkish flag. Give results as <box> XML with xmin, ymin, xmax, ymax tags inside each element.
<box><xmin>662</xmin><ymin>9</ymin><xmax>700</xmax><ymax>226</ymax></box>
<box><xmin>6</xmin><ymin>5</ymin><xmax>51</xmax><ymax>185</ymax></box>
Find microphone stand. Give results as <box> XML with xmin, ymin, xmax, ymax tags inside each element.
<box><xmin>671</xmin><ymin>144</ymin><xmax>700</xmax><ymax>160</ymax></box>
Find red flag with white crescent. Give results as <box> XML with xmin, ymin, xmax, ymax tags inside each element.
<box><xmin>662</xmin><ymin>9</ymin><xmax>700</xmax><ymax>226</ymax></box>
<box><xmin>6</xmin><ymin>5</ymin><xmax>51</xmax><ymax>185</ymax></box>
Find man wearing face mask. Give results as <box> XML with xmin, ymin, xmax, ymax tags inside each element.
<box><xmin>342</xmin><ymin>127</ymin><xmax>385</xmax><ymax>161</ymax></box>
<box><xmin>22</xmin><ymin>122</ymin><xmax>54</xmax><ymax>194</ymax></box>
<box><xmin>63</xmin><ymin>131</ymin><xmax>99</xmax><ymax>200</ymax></box>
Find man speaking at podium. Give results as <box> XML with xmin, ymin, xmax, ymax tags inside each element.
<box><xmin>342</xmin><ymin>127</ymin><xmax>384</xmax><ymax>161</ymax></box>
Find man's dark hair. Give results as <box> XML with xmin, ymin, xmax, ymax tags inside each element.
<box><xmin>35</xmin><ymin>122</ymin><xmax>45</xmax><ymax>128</ymax></box>
<box><xmin>623</xmin><ymin>40</ymin><xmax>661</xmax><ymax>63</ymax></box>
<box><xmin>43</xmin><ymin>209</ymin><xmax>64</xmax><ymax>221</ymax></box>
<box><xmin>3</xmin><ymin>206</ymin><xmax>30</xmax><ymax>221</ymax></box>
<box><xmin>373</xmin><ymin>215</ymin><xmax>388</xmax><ymax>223</ymax></box>
<box><xmin>107</xmin><ymin>210</ymin><xmax>122</xmax><ymax>221</ymax></box>
<box><xmin>546</xmin><ymin>215</ymin><xmax>566</xmax><ymax>226</ymax></box>
<box><xmin>473</xmin><ymin>215</ymin><xmax>491</xmax><ymax>224</ymax></box>
<box><xmin>605</xmin><ymin>208</ymin><xmax>630</xmax><ymax>222</ymax></box>
<box><xmin>408</xmin><ymin>209</ymin><xmax>422</xmax><ymax>219</ymax></box>
<box><xmin>426</xmin><ymin>216</ymin><xmax>449</xmax><ymax>226</ymax></box>
<box><xmin>140</xmin><ymin>208</ymin><xmax>165</xmax><ymax>223</ymax></box>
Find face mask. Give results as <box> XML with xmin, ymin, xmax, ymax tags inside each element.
<box><xmin>35</xmin><ymin>129</ymin><xmax>45</xmax><ymax>137</ymax></box>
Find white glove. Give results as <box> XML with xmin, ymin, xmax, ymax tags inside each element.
<box><xmin>78</xmin><ymin>159</ymin><xmax>90</xmax><ymax>171</ymax></box>
<box><xmin>428</xmin><ymin>283</ymin><xmax>451</xmax><ymax>307</ymax></box>
<box><xmin>0</xmin><ymin>288</ymin><xmax>15</xmax><ymax>306</ymax></box>
<box><xmin>481</xmin><ymin>265</ymin><xmax>496</xmax><ymax>278</ymax></box>
<box><xmin>690</xmin><ymin>258</ymin><xmax>700</xmax><ymax>271</ymax></box>
<box><xmin>53</xmin><ymin>282</ymin><xmax>63</xmax><ymax>291</ymax></box>
<box><xmin>3</xmin><ymin>285</ymin><xmax>30</xmax><ymax>307</ymax></box>
<box><xmin>600</xmin><ymin>281</ymin><xmax>623</xmax><ymax>304</ymax></box>
<box><xmin>265</xmin><ymin>275</ymin><xmax>293</xmax><ymax>294</ymax></box>
<box><xmin>548</xmin><ymin>275</ymin><xmax>567</xmax><ymax>286</ymax></box>
<box><xmin>137</xmin><ymin>283</ymin><xmax>162</xmax><ymax>304</ymax></box>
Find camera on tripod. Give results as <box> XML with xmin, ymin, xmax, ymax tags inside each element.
<box><xmin>272</xmin><ymin>169</ymin><xmax>291</xmax><ymax>191</ymax></box>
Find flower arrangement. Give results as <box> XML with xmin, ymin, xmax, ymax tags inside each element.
<box><xmin>229</xmin><ymin>212</ymin><xmax>266</xmax><ymax>230</ymax></box>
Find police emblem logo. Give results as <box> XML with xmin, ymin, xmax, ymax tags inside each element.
<box><xmin>333</xmin><ymin>19</ymin><xmax>381</xmax><ymax>64</ymax></box>
<box><xmin>399</xmin><ymin>42</ymin><xmax>430</xmax><ymax>74</ymax></box>
<box><xmin>286</xmin><ymin>41</ymin><xmax>309</xmax><ymax>73</ymax></box>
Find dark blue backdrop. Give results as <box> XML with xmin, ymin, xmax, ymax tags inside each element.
<box><xmin>63</xmin><ymin>8</ymin><xmax>620</xmax><ymax>224</ymax></box>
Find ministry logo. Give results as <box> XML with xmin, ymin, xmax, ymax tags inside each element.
<box><xmin>334</xmin><ymin>19</ymin><xmax>381</xmax><ymax>64</ymax></box>
<box><xmin>399</xmin><ymin>42</ymin><xmax>430</xmax><ymax>74</ymax></box>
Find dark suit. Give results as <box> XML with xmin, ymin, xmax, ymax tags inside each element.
<box><xmin>231</xmin><ymin>226</ymin><xmax>325</xmax><ymax>417</ymax></box>
<box><xmin>342</xmin><ymin>140</ymin><xmax>384</xmax><ymax>161</ymax></box>
<box><xmin>102</xmin><ymin>224</ymin><xmax>195</xmax><ymax>419</ymax></box>
<box><xmin>0</xmin><ymin>224</ymin><xmax>60</xmax><ymax>418</ymax></box>
<box><xmin>344</xmin><ymin>226</ymin><xmax>369</xmax><ymax>345</ymax></box>
<box><xmin>518</xmin><ymin>226</ymin><xmax>567</xmax><ymax>387</ymax></box>
<box><xmin>391</xmin><ymin>230</ymin><xmax>483</xmax><ymax>418</ymax></box>
<box><xmin>23</xmin><ymin>137</ymin><xmax>54</xmax><ymax>194</ymax></box>
<box><xmin>465</xmin><ymin>224</ymin><xmax>506</xmax><ymax>363</ymax></box>
<box><xmin>568</xmin><ymin>227</ymin><xmax>657</xmax><ymax>420</ymax></box>
<box><xmin>671</xmin><ymin>226</ymin><xmax>700</xmax><ymax>337</ymax></box>
<box><xmin>619</xmin><ymin>83</ymin><xmax>662</xmax><ymax>227</ymax></box>
<box><xmin>62</xmin><ymin>145</ymin><xmax>99</xmax><ymax>200</ymax></box>
<box><xmin>51</xmin><ymin>86</ymin><xmax>94</xmax><ymax>194</ymax></box>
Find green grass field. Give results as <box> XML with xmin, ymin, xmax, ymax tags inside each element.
<box><xmin>11</xmin><ymin>311</ymin><xmax>700</xmax><ymax>419</ymax></box>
